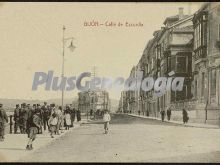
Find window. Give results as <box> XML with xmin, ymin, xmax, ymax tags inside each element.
<box><xmin>171</xmin><ymin>91</ymin><xmax>175</xmax><ymax>102</ymax></box>
<box><xmin>176</xmin><ymin>56</ymin><xmax>187</xmax><ymax>73</ymax></box>
<box><xmin>210</xmin><ymin>69</ymin><xmax>216</xmax><ymax>97</ymax></box>
<box><xmin>167</xmin><ymin>57</ymin><xmax>171</xmax><ymax>72</ymax></box>
<box><xmin>171</xmin><ymin>56</ymin><xmax>175</xmax><ymax>72</ymax></box>
<box><xmin>194</xmin><ymin>23</ymin><xmax>202</xmax><ymax>50</ymax></box>
<box><xmin>176</xmin><ymin>85</ymin><xmax>187</xmax><ymax>101</ymax></box>
<box><xmin>171</xmin><ymin>85</ymin><xmax>188</xmax><ymax>102</ymax></box>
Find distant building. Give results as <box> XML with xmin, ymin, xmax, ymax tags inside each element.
<box><xmin>78</xmin><ymin>90</ymin><xmax>110</xmax><ymax>114</ymax></box>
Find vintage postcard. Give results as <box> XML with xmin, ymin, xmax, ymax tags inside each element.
<box><xmin>0</xmin><ymin>1</ymin><xmax>220</xmax><ymax>163</ymax></box>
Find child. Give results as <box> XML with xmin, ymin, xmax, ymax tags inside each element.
<box><xmin>64</xmin><ymin>110</ymin><xmax>71</xmax><ymax>130</ymax></box>
<box><xmin>26</xmin><ymin>109</ymin><xmax>41</xmax><ymax>150</ymax></box>
<box><xmin>103</xmin><ymin>110</ymin><xmax>111</xmax><ymax>134</ymax></box>
<box><xmin>49</xmin><ymin>113</ymin><xmax>58</xmax><ymax>138</ymax></box>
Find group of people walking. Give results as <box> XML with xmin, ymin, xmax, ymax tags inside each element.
<box><xmin>160</xmin><ymin>106</ymin><xmax>189</xmax><ymax>124</ymax></box>
<box><xmin>0</xmin><ymin>102</ymin><xmax>82</xmax><ymax>150</ymax></box>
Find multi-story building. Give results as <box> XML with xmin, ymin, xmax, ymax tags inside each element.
<box><xmin>192</xmin><ymin>2</ymin><xmax>220</xmax><ymax>124</ymax></box>
<box><xmin>140</xmin><ymin>7</ymin><xmax>194</xmax><ymax>120</ymax></box>
<box><xmin>120</xmin><ymin>3</ymin><xmax>220</xmax><ymax>125</ymax></box>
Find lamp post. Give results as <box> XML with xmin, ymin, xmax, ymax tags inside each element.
<box><xmin>61</xmin><ymin>25</ymin><xmax>76</xmax><ymax>110</ymax></box>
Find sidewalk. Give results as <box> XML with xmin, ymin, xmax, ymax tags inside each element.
<box><xmin>127</xmin><ymin>113</ymin><xmax>220</xmax><ymax>129</ymax></box>
<box><xmin>0</xmin><ymin>121</ymin><xmax>84</xmax><ymax>162</ymax></box>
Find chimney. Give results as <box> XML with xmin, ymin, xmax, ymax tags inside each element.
<box><xmin>178</xmin><ymin>7</ymin><xmax>184</xmax><ymax>19</ymax></box>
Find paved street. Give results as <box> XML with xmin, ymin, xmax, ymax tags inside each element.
<box><xmin>18</xmin><ymin>114</ymin><xmax>220</xmax><ymax>162</ymax></box>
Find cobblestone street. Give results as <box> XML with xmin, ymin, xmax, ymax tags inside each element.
<box><xmin>18</xmin><ymin>114</ymin><xmax>220</xmax><ymax>162</ymax></box>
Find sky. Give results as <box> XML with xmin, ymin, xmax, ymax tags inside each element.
<box><xmin>0</xmin><ymin>2</ymin><xmax>203</xmax><ymax>101</ymax></box>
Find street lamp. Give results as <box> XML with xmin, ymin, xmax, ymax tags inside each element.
<box><xmin>61</xmin><ymin>25</ymin><xmax>76</xmax><ymax>110</ymax></box>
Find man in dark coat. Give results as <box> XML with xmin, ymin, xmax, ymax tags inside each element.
<box><xmin>26</xmin><ymin>104</ymin><xmax>34</xmax><ymax>137</ymax></box>
<box><xmin>182</xmin><ymin>108</ymin><xmax>189</xmax><ymax>124</ymax></box>
<box><xmin>19</xmin><ymin>103</ymin><xmax>28</xmax><ymax>134</ymax></box>
<box><xmin>166</xmin><ymin>106</ymin><xmax>172</xmax><ymax>121</ymax></box>
<box><xmin>14</xmin><ymin>104</ymin><xmax>20</xmax><ymax>134</ymax></box>
<box><xmin>0</xmin><ymin>103</ymin><xmax>8</xmax><ymax>141</ymax></box>
<box><xmin>76</xmin><ymin>109</ymin><xmax>81</xmax><ymax>122</ymax></box>
<box><xmin>42</xmin><ymin>102</ymin><xmax>50</xmax><ymax>131</ymax></box>
<box><xmin>36</xmin><ymin>104</ymin><xmax>43</xmax><ymax>134</ymax></box>
<box><xmin>90</xmin><ymin>109</ymin><xmax>93</xmax><ymax>119</ymax></box>
<box><xmin>160</xmin><ymin>109</ymin><xmax>165</xmax><ymax>122</ymax></box>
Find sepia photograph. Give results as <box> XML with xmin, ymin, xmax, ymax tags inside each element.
<box><xmin>0</xmin><ymin>1</ymin><xmax>220</xmax><ymax>163</ymax></box>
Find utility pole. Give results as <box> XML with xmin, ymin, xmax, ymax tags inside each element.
<box><xmin>61</xmin><ymin>25</ymin><xmax>75</xmax><ymax>110</ymax></box>
<box><xmin>61</xmin><ymin>26</ymin><xmax>65</xmax><ymax>110</ymax></box>
<box><xmin>90</xmin><ymin>66</ymin><xmax>98</xmax><ymax>118</ymax></box>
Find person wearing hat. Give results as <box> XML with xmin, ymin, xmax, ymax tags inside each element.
<box><xmin>14</xmin><ymin>104</ymin><xmax>20</xmax><ymax>134</ymax></box>
<box><xmin>26</xmin><ymin>104</ymin><xmax>35</xmax><ymax>137</ymax></box>
<box><xmin>41</xmin><ymin>102</ymin><xmax>50</xmax><ymax>131</ymax></box>
<box><xmin>64</xmin><ymin>106</ymin><xmax>71</xmax><ymax>130</ymax></box>
<box><xmin>0</xmin><ymin>104</ymin><xmax>8</xmax><ymax>141</ymax></box>
<box><xmin>33</xmin><ymin>104</ymin><xmax>36</xmax><ymax>111</ymax></box>
<box><xmin>36</xmin><ymin>104</ymin><xmax>43</xmax><ymax>134</ymax></box>
<box><xmin>19</xmin><ymin>103</ymin><xmax>28</xmax><ymax>134</ymax></box>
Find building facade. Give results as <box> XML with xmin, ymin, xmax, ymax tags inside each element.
<box><xmin>78</xmin><ymin>90</ymin><xmax>110</xmax><ymax>114</ymax></box>
<box><xmin>192</xmin><ymin>2</ymin><xmax>220</xmax><ymax>124</ymax></box>
<box><xmin>119</xmin><ymin>3</ymin><xmax>220</xmax><ymax>125</ymax></box>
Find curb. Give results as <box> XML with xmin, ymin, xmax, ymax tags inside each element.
<box><xmin>126</xmin><ymin>114</ymin><xmax>220</xmax><ymax>129</ymax></box>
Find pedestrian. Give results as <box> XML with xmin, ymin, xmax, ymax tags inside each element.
<box><xmin>26</xmin><ymin>109</ymin><xmax>41</xmax><ymax>150</ymax></box>
<box><xmin>13</xmin><ymin>104</ymin><xmax>20</xmax><ymax>134</ymax></box>
<box><xmin>48</xmin><ymin>113</ymin><xmax>58</xmax><ymax>138</ymax></box>
<box><xmin>0</xmin><ymin>104</ymin><xmax>8</xmax><ymax>141</ymax></box>
<box><xmin>90</xmin><ymin>109</ymin><xmax>93</xmax><ymax>119</ymax></box>
<box><xmin>26</xmin><ymin>104</ymin><xmax>34</xmax><ymax>138</ymax></box>
<box><xmin>33</xmin><ymin>104</ymin><xmax>36</xmax><ymax>111</ymax></box>
<box><xmin>103</xmin><ymin>110</ymin><xmax>111</xmax><ymax>134</ymax></box>
<box><xmin>36</xmin><ymin>104</ymin><xmax>43</xmax><ymax>134</ymax></box>
<box><xmin>138</xmin><ymin>110</ymin><xmax>141</xmax><ymax>116</ymax></box>
<box><xmin>71</xmin><ymin>108</ymin><xmax>76</xmax><ymax>127</ymax></box>
<box><xmin>166</xmin><ymin>106</ymin><xmax>172</xmax><ymax>121</ymax></box>
<box><xmin>56</xmin><ymin>106</ymin><xmax>63</xmax><ymax>135</ymax></box>
<box><xmin>64</xmin><ymin>109</ymin><xmax>71</xmax><ymax>130</ymax></box>
<box><xmin>19</xmin><ymin>103</ymin><xmax>28</xmax><ymax>134</ymax></box>
<box><xmin>76</xmin><ymin>108</ymin><xmax>81</xmax><ymax>122</ymax></box>
<box><xmin>146</xmin><ymin>110</ymin><xmax>149</xmax><ymax>117</ymax></box>
<box><xmin>50</xmin><ymin>103</ymin><xmax>56</xmax><ymax>116</ymax></box>
<box><xmin>94</xmin><ymin>110</ymin><xmax>96</xmax><ymax>120</ymax></box>
<box><xmin>42</xmin><ymin>102</ymin><xmax>50</xmax><ymax>131</ymax></box>
<box><xmin>160</xmin><ymin>109</ymin><xmax>165</xmax><ymax>122</ymax></box>
<box><xmin>182</xmin><ymin>108</ymin><xmax>189</xmax><ymax>124</ymax></box>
